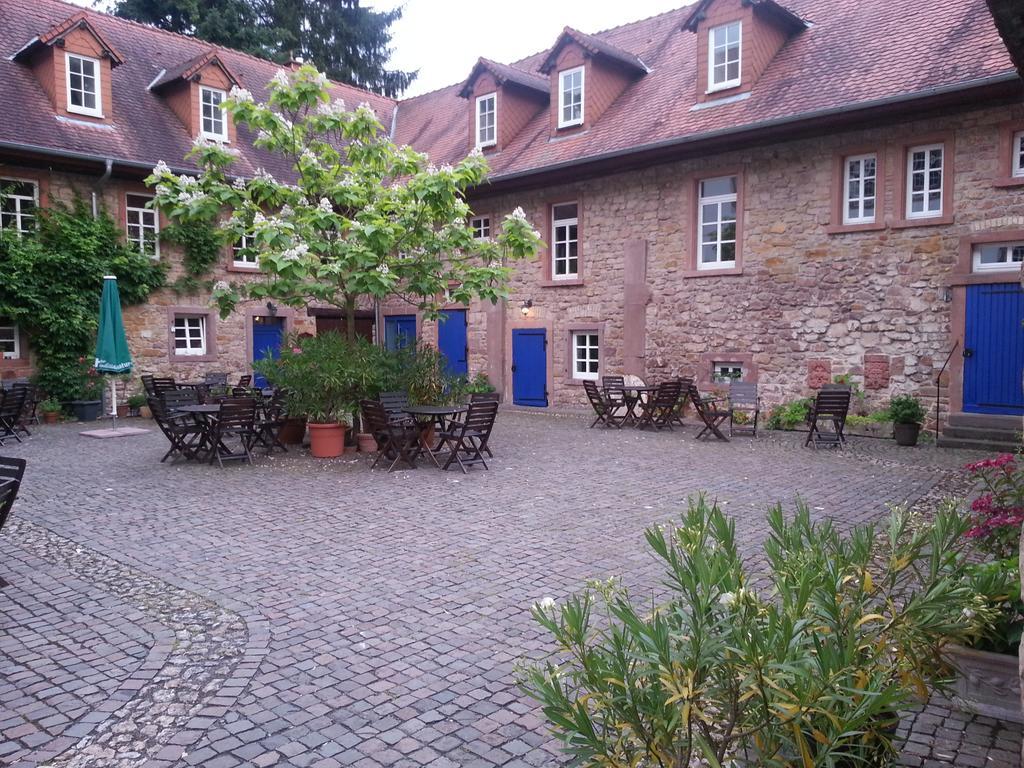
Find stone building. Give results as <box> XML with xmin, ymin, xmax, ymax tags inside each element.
<box><xmin>1</xmin><ymin>0</ymin><xmax>1022</xmax><ymax>443</ymax></box>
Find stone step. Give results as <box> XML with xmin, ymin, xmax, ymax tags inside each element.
<box><xmin>937</xmin><ymin>435</ymin><xmax>1022</xmax><ymax>453</ymax></box>
<box><xmin>946</xmin><ymin>412</ymin><xmax>1023</xmax><ymax>430</ymax></box>
<box><xmin>942</xmin><ymin>424</ymin><xmax>1022</xmax><ymax>442</ymax></box>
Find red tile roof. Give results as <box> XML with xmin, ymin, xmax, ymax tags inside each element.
<box><xmin>538</xmin><ymin>27</ymin><xmax>649</xmax><ymax>75</ymax></box>
<box><xmin>149</xmin><ymin>49</ymin><xmax>241</xmax><ymax>91</ymax></box>
<box><xmin>681</xmin><ymin>0</ymin><xmax>806</xmax><ymax>32</ymax></box>
<box><xmin>13</xmin><ymin>10</ymin><xmax>126</xmax><ymax>67</ymax></box>
<box><xmin>458</xmin><ymin>58</ymin><xmax>548</xmax><ymax>99</ymax></box>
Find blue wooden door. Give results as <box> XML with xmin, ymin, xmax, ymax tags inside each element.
<box><xmin>438</xmin><ymin>309</ymin><xmax>468</xmax><ymax>378</ymax></box>
<box><xmin>964</xmin><ymin>283</ymin><xmax>1024</xmax><ymax>415</ymax></box>
<box><xmin>512</xmin><ymin>329</ymin><xmax>547</xmax><ymax>407</ymax></box>
<box><xmin>252</xmin><ymin>317</ymin><xmax>285</xmax><ymax>388</ymax></box>
<box><xmin>385</xmin><ymin>314</ymin><xmax>416</xmax><ymax>351</ymax></box>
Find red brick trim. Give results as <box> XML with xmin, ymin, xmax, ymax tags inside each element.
<box><xmin>167</xmin><ymin>306</ymin><xmax>218</xmax><ymax>363</ymax></box>
<box><xmin>826</xmin><ymin>146</ymin><xmax>886</xmax><ymax>234</ymax></box>
<box><xmin>683</xmin><ymin>168</ymin><xmax>744</xmax><ymax>277</ymax></box>
<box><xmin>891</xmin><ymin>133</ymin><xmax>955</xmax><ymax>228</ymax></box>
<box><xmin>565</xmin><ymin>322</ymin><xmax>605</xmax><ymax>387</ymax></box>
<box><xmin>541</xmin><ymin>195</ymin><xmax>584</xmax><ymax>285</ymax></box>
<box><xmin>994</xmin><ymin>121</ymin><xmax>1024</xmax><ymax>187</ymax></box>
<box><xmin>697</xmin><ymin>350</ymin><xmax>758</xmax><ymax>391</ymax></box>
<box><xmin>950</xmin><ymin>229</ymin><xmax>1024</xmax><ymax>285</ymax></box>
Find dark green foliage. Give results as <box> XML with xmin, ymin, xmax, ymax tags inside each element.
<box><xmin>766</xmin><ymin>397</ymin><xmax>814</xmax><ymax>430</ymax></box>
<box><xmin>0</xmin><ymin>199</ymin><xmax>165</xmax><ymax>401</ymax></box>
<box><xmin>113</xmin><ymin>0</ymin><xmax>416</xmax><ymax>96</ymax></box>
<box><xmin>965</xmin><ymin>558</ymin><xmax>1024</xmax><ymax>654</ymax></box>
<box><xmin>888</xmin><ymin>394</ymin><xmax>927</xmax><ymax>424</ymax></box>
<box><xmin>162</xmin><ymin>219</ymin><xmax>222</xmax><ymax>295</ymax></box>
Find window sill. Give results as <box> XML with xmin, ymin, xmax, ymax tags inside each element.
<box><xmin>947</xmin><ymin>271</ymin><xmax>1024</xmax><ymax>287</ymax></box>
<box><xmin>541</xmin><ymin>278</ymin><xmax>584</xmax><ymax>287</ymax></box>
<box><xmin>825</xmin><ymin>221</ymin><xmax>886</xmax><ymax>235</ymax></box>
<box><xmin>170</xmin><ymin>353</ymin><xmax>217</xmax><ymax>364</ymax></box>
<box><xmin>993</xmin><ymin>176</ymin><xmax>1024</xmax><ymax>189</ymax></box>
<box><xmin>227</xmin><ymin>263</ymin><xmax>262</xmax><ymax>274</ymax></box>
<box><xmin>890</xmin><ymin>214</ymin><xmax>954</xmax><ymax>230</ymax></box>
<box><xmin>681</xmin><ymin>265</ymin><xmax>743</xmax><ymax>278</ymax></box>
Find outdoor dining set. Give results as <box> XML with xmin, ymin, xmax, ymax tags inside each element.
<box><xmin>585</xmin><ymin>375</ymin><xmax>853</xmax><ymax>448</ymax></box>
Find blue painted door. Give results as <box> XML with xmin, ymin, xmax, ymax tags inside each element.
<box><xmin>512</xmin><ymin>329</ymin><xmax>547</xmax><ymax>407</ymax></box>
<box><xmin>438</xmin><ymin>309</ymin><xmax>468</xmax><ymax>378</ymax></box>
<box><xmin>964</xmin><ymin>283</ymin><xmax>1024</xmax><ymax>415</ymax></box>
<box><xmin>252</xmin><ymin>317</ymin><xmax>285</xmax><ymax>388</ymax></box>
<box><xmin>385</xmin><ymin>314</ymin><xmax>416</xmax><ymax>351</ymax></box>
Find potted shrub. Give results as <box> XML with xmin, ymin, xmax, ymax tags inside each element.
<box><xmin>39</xmin><ymin>397</ymin><xmax>62</xmax><ymax>424</ymax></box>
<box><xmin>889</xmin><ymin>393</ymin><xmax>927</xmax><ymax>446</ymax></box>
<box><xmin>71</xmin><ymin>358</ymin><xmax>104</xmax><ymax>421</ymax></box>
<box><xmin>945</xmin><ymin>455</ymin><xmax>1024</xmax><ymax>723</ymax></box>
<box><xmin>126</xmin><ymin>393</ymin><xmax>147</xmax><ymax>418</ymax></box>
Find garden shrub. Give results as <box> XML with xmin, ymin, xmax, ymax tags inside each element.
<box><xmin>766</xmin><ymin>397</ymin><xmax>813</xmax><ymax>430</ymax></box>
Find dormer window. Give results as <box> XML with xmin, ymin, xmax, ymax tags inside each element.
<box><xmin>66</xmin><ymin>53</ymin><xmax>102</xmax><ymax>117</ymax></box>
<box><xmin>475</xmin><ymin>93</ymin><xmax>496</xmax><ymax>149</ymax></box>
<box><xmin>708</xmin><ymin>22</ymin><xmax>741</xmax><ymax>92</ymax></box>
<box><xmin>558</xmin><ymin>67</ymin><xmax>584</xmax><ymax>128</ymax></box>
<box><xmin>200</xmin><ymin>86</ymin><xmax>228</xmax><ymax>142</ymax></box>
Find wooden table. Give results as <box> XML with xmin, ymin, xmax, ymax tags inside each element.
<box><xmin>172</xmin><ymin>403</ymin><xmax>224</xmax><ymax>460</ymax></box>
<box><xmin>403</xmin><ymin>405</ymin><xmax>468</xmax><ymax>468</ymax></box>
<box><xmin>604</xmin><ymin>385</ymin><xmax>658</xmax><ymax>426</ymax></box>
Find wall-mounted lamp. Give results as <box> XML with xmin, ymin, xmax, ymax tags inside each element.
<box><xmin>520</xmin><ymin>299</ymin><xmax>533</xmax><ymax>317</ymax></box>
<box><xmin>266</xmin><ymin>301</ymin><xmax>278</xmax><ymax>316</ymax></box>
<box><xmin>941</xmin><ymin>288</ymin><xmax>952</xmax><ymax>303</ymax></box>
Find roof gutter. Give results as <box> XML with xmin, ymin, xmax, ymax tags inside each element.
<box><xmin>0</xmin><ymin>141</ymin><xmax>196</xmax><ymax>178</ymax></box>
<box><xmin>481</xmin><ymin>71</ymin><xmax>1022</xmax><ymax>188</ymax></box>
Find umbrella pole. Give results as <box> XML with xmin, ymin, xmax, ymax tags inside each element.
<box><xmin>109</xmin><ymin>376</ymin><xmax>117</xmax><ymax>430</ymax></box>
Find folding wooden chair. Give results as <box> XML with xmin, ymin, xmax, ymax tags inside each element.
<box><xmin>0</xmin><ymin>455</ymin><xmax>26</xmax><ymax>533</ymax></box>
<box><xmin>583</xmin><ymin>380</ymin><xmax>623</xmax><ymax>428</ymax></box>
<box><xmin>805</xmin><ymin>389</ymin><xmax>852</xmax><ymax>449</ymax></box>
<box><xmin>469</xmin><ymin>392</ymin><xmax>499</xmax><ymax>455</ymax></box>
<box><xmin>10</xmin><ymin>382</ymin><xmax>38</xmax><ymax>432</ymax></box>
<box><xmin>160</xmin><ymin>389</ymin><xmax>199</xmax><ymax>411</ymax></box>
<box><xmin>0</xmin><ymin>388</ymin><xmax>27</xmax><ymax>446</ymax></box>
<box><xmin>380</xmin><ymin>391</ymin><xmax>415</xmax><ymax>425</ymax></box>
<box><xmin>439</xmin><ymin>400</ymin><xmax>499</xmax><ymax>473</ymax></box>
<box><xmin>687</xmin><ymin>382</ymin><xmax>730</xmax><ymax>441</ymax></box>
<box><xmin>728</xmin><ymin>382</ymin><xmax>761</xmax><ymax>437</ymax></box>
<box><xmin>636</xmin><ymin>380</ymin><xmax>684</xmax><ymax>430</ymax></box>
<box><xmin>255</xmin><ymin>389</ymin><xmax>289</xmax><ymax>454</ymax></box>
<box><xmin>208</xmin><ymin>398</ymin><xmax>259</xmax><ymax>467</ymax></box>
<box><xmin>148</xmin><ymin>396</ymin><xmax>204</xmax><ymax>462</ymax></box>
<box><xmin>669</xmin><ymin>376</ymin><xmax>694</xmax><ymax>428</ymax></box>
<box><xmin>360</xmin><ymin>399</ymin><xmax>421</xmax><ymax>471</ymax></box>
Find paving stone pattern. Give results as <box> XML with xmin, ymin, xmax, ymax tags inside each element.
<box><xmin>0</xmin><ymin>413</ymin><xmax>1020</xmax><ymax>767</ymax></box>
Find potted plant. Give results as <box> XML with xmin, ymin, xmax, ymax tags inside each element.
<box><xmin>126</xmin><ymin>393</ymin><xmax>147</xmax><ymax>418</ymax></box>
<box><xmin>39</xmin><ymin>397</ymin><xmax>62</xmax><ymax>424</ymax></box>
<box><xmin>71</xmin><ymin>358</ymin><xmax>104</xmax><ymax>421</ymax></box>
<box><xmin>945</xmin><ymin>454</ymin><xmax>1024</xmax><ymax>723</ymax></box>
<box><xmin>889</xmin><ymin>393</ymin><xmax>927</xmax><ymax>446</ymax></box>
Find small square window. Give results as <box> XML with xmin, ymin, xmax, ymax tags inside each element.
<box><xmin>0</xmin><ymin>179</ymin><xmax>37</xmax><ymax>235</ymax></box>
<box><xmin>232</xmin><ymin>234</ymin><xmax>258</xmax><ymax>268</ymax></box>
<box><xmin>470</xmin><ymin>216</ymin><xmax>491</xmax><ymax>239</ymax></box>
<box><xmin>572</xmin><ymin>332</ymin><xmax>599</xmax><ymax>380</ymax></box>
<box><xmin>708</xmin><ymin>22</ymin><xmax>741</xmax><ymax>91</ymax></box>
<box><xmin>906</xmin><ymin>144</ymin><xmax>944</xmax><ymax>219</ymax></box>
<box><xmin>0</xmin><ymin>320</ymin><xmax>19</xmax><ymax>360</ymax></box>
<box><xmin>200</xmin><ymin>87</ymin><xmax>228</xmax><ymax>142</ymax></box>
<box><xmin>558</xmin><ymin>67</ymin><xmax>584</xmax><ymax>128</ymax></box>
<box><xmin>551</xmin><ymin>202</ymin><xmax>579</xmax><ymax>279</ymax></box>
<box><xmin>973</xmin><ymin>241</ymin><xmax>1024</xmax><ymax>272</ymax></box>
<box><xmin>173</xmin><ymin>316</ymin><xmax>206</xmax><ymax>355</ymax></box>
<box><xmin>475</xmin><ymin>93</ymin><xmax>496</xmax><ymax>148</ymax></box>
<box><xmin>713</xmin><ymin>362</ymin><xmax>743</xmax><ymax>383</ymax></box>
<box><xmin>126</xmin><ymin>194</ymin><xmax>159</xmax><ymax>258</ymax></box>
<box><xmin>1012</xmin><ymin>131</ymin><xmax>1024</xmax><ymax>178</ymax></box>
<box><xmin>66</xmin><ymin>53</ymin><xmax>102</xmax><ymax>117</ymax></box>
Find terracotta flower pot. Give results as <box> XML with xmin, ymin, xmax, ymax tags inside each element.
<box><xmin>308</xmin><ymin>422</ymin><xmax>346</xmax><ymax>458</ymax></box>
<box><xmin>357</xmin><ymin>432</ymin><xmax>378</xmax><ymax>453</ymax></box>
<box><xmin>945</xmin><ymin>643</ymin><xmax>1023</xmax><ymax>723</ymax></box>
<box><xmin>140</xmin><ymin>405</ymin><xmax>152</xmax><ymax>419</ymax></box>
<box><xmin>43</xmin><ymin>411</ymin><xmax>60</xmax><ymax>424</ymax></box>
<box><xmin>116</xmin><ymin>404</ymin><xmax>129</xmax><ymax>419</ymax></box>
<box><xmin>278</xmin><ymin>417</ymin><xmax>307</xmax><ymax>445</ymax></box>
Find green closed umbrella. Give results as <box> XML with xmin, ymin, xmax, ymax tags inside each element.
<box><xmin>94</xmin><ymin>275</ymin><xmax>133</xmax><ymax>420</ymax></box>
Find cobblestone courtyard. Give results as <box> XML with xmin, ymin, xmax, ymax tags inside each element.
<box><xmin>1</xmin><ymin>412</ymin><xmax>1020</xmax><ymax>767</ymax></box>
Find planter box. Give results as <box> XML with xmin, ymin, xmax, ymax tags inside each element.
<box><xmin>945</xmin><ymin>643</ymin><xmax>1023</xmax><ymax>723</ymax></box>
<box><xmin>71</xmin><ymin>399</ymin><xmax>103</xmax><ymax>422</ymax></box>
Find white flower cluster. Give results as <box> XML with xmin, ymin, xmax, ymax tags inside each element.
<box><xmin>377</xmin><ymin>263</ymin><xmax>390</xmax><ymax>276</ymax></box>
<box><xmin>280</xmin><ymin>243</ymin><xmax>309</xmax><ymax>262</ymax></box>
<box><xmin>213</xmin><ymin>280</ymin><xmax>231</xmax><ymax>292</ymax></box>
<box><xmin>228</xmin><ymin>86</ymin><xmax>253</xmax><ymax>103</ymax></box>
<box><xmin>718</xmin><ymin>587</ymin><xmax>755</xmax><ymax>609</ymax></box>
<box><xmin>179</xmin><ymin>175</ymin><xmax>198</xmax><ymax>187</ymax></box>
<box><xmin>221</xmin><ymin>145</ymin><xmax>241</xmax><ymax>157</ymax></box>
<box><xmin>280</xmin><ymin>204</ymin><xmax>294</xmax><ymax>219</ymax></box>
<box><xmin>254</xmin><ymin>168</ymin><xmax>276</xmax><ymax>184</ymax></box>
<box><xmin>509</xmin><ymin>206</ymin><xmax>527</xmax><ymax>221</ymax></box>
<box><xmin>256</xmin><ymin>129</ymin><xmax>272</xmax><ymax>144</ymax></box>
<box><xmin>426</xmin><ymin>164</ymin><xmax>438</xmax><ymax>175</ymax></box>
<box><xmin>534</xmin><ymin>597</ymin><xmax>557</xmax><ymax>611</ymax></box>
<box><xmin>300</xmin><ymin>148</ymin><xmax>319</xmax><ymax>166</ymax></box>
<box><xmin>314</xmin><ymin>71</ymin><xmax>328</xmax><ymax>86</ymax></box>
<box><xmin>155</xmin><ymin>183</ymin><xmax>171</xmax><ymax>197</ymax></box>
<box><xmin>468</xmin><ymin>146</ymin><xmax>483</xmax><ymax>158</ymax></box>
<box><xmin>192</xmin><ymin>135</ymin><xmax>213</xmax><ymax>149</ymax></box>
<box><xmin>317</xmin><ymin>98</ymin><xmax>346</xmax><ymax>116</ymax></box>
<box><xmin>231</xmin><ymin>177</ymin><xmax>246</xmax><ymax>190</ymax></box>
<box><xmin>177</xmin><ymin>190</ymin><xmax>206</xmax><ymax>205</ymax></box>
<box><xmin>271</xmin><ymin>69</ymin><xmax>291</xmax><ymax>88</ymax></box>
<box><xmin>253</xmin><ymin>211</ymin><xmax>268</xmax><ymax>225</ymax></box>
<box><xmin>356</xmin><ymin>101</ymin><xmax>374</xmax><ymax>114</ymax></box>
<box><xmin>317</xmin><ymin>197</ymin><xmax>333</xmax><ymax>213</ymax></box>
<box><xmin>151</xmin><ymin>160</ymin><xmax>172</xmax><ymax>176</ymax></box>
<box><xmin>273</xmin><ymin>112</ymin><xmax>294</xmax><ymax>131</ymax></box>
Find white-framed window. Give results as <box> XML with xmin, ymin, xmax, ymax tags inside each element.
<box><xmin>843</xmin><ymin>154</ymin><xmax>877</xmax><ymax>225</ymax></box>
<box><xmin>126</xmin><ymin>193</ymin><xmax>159</xmax><ymax>258</ymax></box>
<box><xmin>172</xmin><ymin>316</ymin><xmax>206</xmax><ymax>356</ymax></box>
<box><xmin>232</xmin><ymin>234</ymin><xmax>258</xmax><ymax>268</ymax></box>
<box><xmin>551</xmin><ymin>202</ymin><xmax>579</xmax><ymax>279</ymax></box>
<box><xmin>906</xmin><ymin>144</ymin><xmax>944</xmax><ymax>219</ymax></box>
<box><xmin>475</xmin><ymin>93</ymin><xmax>496</xmax><ymax>149</ymax></box>
<box><xmin>713</xmin><ymin>362</ymin><xmax>743</xmax><ymax>382</ymax></box>
<box><xmin>558</xmin><ymin>66</ymin><xmax>584</xmax><ymax>128</ymax></box>
<box><xmin>470</xmin><ymin>216</ymin><xmax>491</xmax><ymax>239</ymax></box>
<box><xmin>65</xmin><ymin>52</ymin><xmax>102</xmax><ymax>117</ymax></box>
<box><xmin>973</xmin><ymin>242</ymin><xmax>1024</xmax><ymax>273</ymax></box>
<box><xmin>1012</xmin><ymin>131</ymin><xmax>1024</xmax><ymax>178</ymax></box>
<box><xmin>200</xmin><ymin>86</ymin><xmax>228</xmax><ymax>142</ymax></box>
<box><xmin>0</xmin><ymin>179</ymin><xmax>37</xmax><ymax>235</ymax></box>
<box><xmin>708</xmin><ymin>21</ymin><xmax>741</xmax><ymax>91</ymax></box>
<box><xmin>572</xmin><ymin>331</ymin><xmax>599</xmax><ymax>381</ymax></box>
<box><xmin>0</xmin><ymin>320</ymin><xmax>19</xmax><ymax>360</ymax></box>
<box><xmin>698</xmin><ymin>176</ymin><xmax>738</xmax><ymax>270</ymax></box>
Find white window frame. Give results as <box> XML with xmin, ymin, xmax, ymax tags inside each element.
<box><xmin>558</xmin><ymin>66</ymin><xmax>584</xmax><ymax>129</ymax></box>
<box><xmin>572</xmin><ymin>331</ymin><xmax>599</xmax><ymax>381</ymax></box>
<box><xmin>126</xmin><ymin>193</ymin><xmax>160</xmax><ymax>259</ymax></box>
<box><xmin>972</xmin><ymin>241</ymin><xmax>1024</xmax><ymax>273</ymax></box>
<box><xmin>0</xmin><ymin>321</ymin><xmax>19</xmax><ymax>360</ymax></box>
<box><xmin>65</xmin><ymin>52</ymin><xmax>103</xmax><ymax>118</ymax></box>
<box><xmin>232</xmin><ymin>234</ymin><xmax>258</xmax><ymax>268</ymax></box>
<box><xmin>469</xmin><ymin>216</ymin><xmax>491</xmax><ymax>239</ymax></box>
<box><xmin>905</xmin><ymin>143</ymin><xmax>944</xmax><ymax>220</ymax></box>
<box><xmin>0</xmin><ymin>178</ymin><xmax>38</xmax><ymax>235</ymax></box>
<box><xmin>551</xmin><ymin>202</ymin><xmax>579</xmax><ymax>280</ymax></box>
<box><xmin>172</xmin><ymin>316</ymin><xmax>207</xmax><ymax>356</ymax></box>
<box><xmin>1012</xmin><ymin>131</ymin><xmax>1024</xmax><ymax>178</ymax></box>
<box><xmin>200</xmin><ymin>86</ymin><xmax>229</xmax><ymax>142</ymax></box>
<box><xmin>713</xmin><ymin>362</ymin><xmax>744</xmax><ymax>382</ymax></box>
<box><xmin>697</xmin><ymin>176</ymin><xmax>738</xmax><ymax>271</ymax></box>
<box><xmin>843</xmin><ymin>154</ymin><xmax>877</xmax><ymax>225</ymax></box>
<box><xmin>475</xmin><ymin>93</ymin><xmax>496</xmax><ymax>149</ymax></box>
<box><xmin>708</xmin><ymin>21</ymin><xmax>742</xmax><ymax>92</ymax></box>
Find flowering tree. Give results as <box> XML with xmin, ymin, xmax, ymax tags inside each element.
<box><xmin>147</xmin><ymin>65</ymin><xmax>541</xmax><ymax>340</ymax></box>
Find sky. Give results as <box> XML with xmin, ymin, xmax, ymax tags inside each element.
<box><xmin>69</xmin><ymin>0</ymin><xmax>691</xmax><ymax>97</ymax></box>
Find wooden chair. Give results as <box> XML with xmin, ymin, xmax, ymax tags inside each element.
<box><xmin>255</xmin><ymin>389</ymin><xmax>289</xmax><ymax>454</ymax></box>
<box><xmin>637</xmin><ymin>379</ymin><xmax>684</xmax><ymax>430</ymax></box>
<box><xmin>469</xmin><ymin>391</ymin><xmax>500</xmax><ymax>403</ymax></box>
<box><xmin>9</xmin><ymin>382</ymin><xmax>38</xmax><ymax>431</ymax></box>
<box><xmin>728</xmin><ymin>382</ymin><xmax>761</xmax><ymax>437</ymax></box>
<box><xmin>234</xmin><ymin>374</ymin><xmax>252</xmax><ymax>389</ymax></box>
<box><xmin>151</xmin><ymin>377</ymin><xmax>177</xmax><ymax>396</ymax></box>
<box><xmin>669</xmin><ymin>376</ymin><xmax>694</xmax><ymax>428</ymax></box>
<box><xmin>208</xmin><ymin>398</ymin><xmax>258</xmax><ymax>467</ymax></box>
<box><xmin>0</xmin><ymin>388</ymin><xmax>27</xmax><ymax>446</ymax></box>
<box><xmin>0</xmin><ymin>455</ymin><xmax>26</xmax><ymax>533</ymax></box>
<box><xmin>148</xmin><ymin>396</ymin><xmax>204</xmax><ymax>463</ymax></box>
<box><xmin>687</xmin><ymin>382</ymin><xmax>730</xmax><ymax>441</ymax></box>
<box><xmin>380</xmin><ymin>391</ymin><xmax>415</xmax><ymax>425</ymax></box>
<box><xmin>160</xmin><ymin>389</ymin><xmax>199</xmax><ymax>411</ymax></box>
<box><xmin>360</xmin><ymin>399</ymin><xmax>421</xmax><ymax>471</ymax></box>
<box><xmin>583</xmin><ymin>380</ymin><xmax>623</xmax><ymax>428</ymax></box>
<box><xmin>805</xmin><ymin>389</ymin><xmax>852</xmax><ymax>449</ymax></box>
<box><xmin>439</xmin><ymin>400</ymin><xmax>499</xmax><ymax>473</ymax></box>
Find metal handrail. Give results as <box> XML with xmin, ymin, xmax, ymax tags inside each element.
<box><xmin>934</xmin><ymin>340</ymin><xmax>960</xmax><ymax>440</ymax></box>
